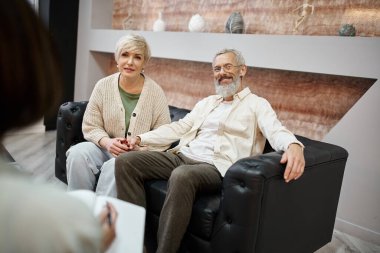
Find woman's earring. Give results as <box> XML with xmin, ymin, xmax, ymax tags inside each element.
<box><xmin>141</xmin><ymin>68</ymin><xmax>145</xmax><ymax>73</ymax></box>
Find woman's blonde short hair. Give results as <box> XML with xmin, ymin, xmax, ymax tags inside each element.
<box><xmin>114</xmin><ymin>34</ymin><xmax>151</xmax><ymax>63</ymax></box>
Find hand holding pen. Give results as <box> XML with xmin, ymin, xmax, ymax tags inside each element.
<box><xmin>99</xmin><ymin>202</ymin><xmax>118</xmax><ymax>252</ymax></box>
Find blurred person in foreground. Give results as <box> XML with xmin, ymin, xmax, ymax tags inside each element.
<box><xmin>0</xmin><ymin>1</ymin><xmax>117</xmax><ymax>252</ymax></box>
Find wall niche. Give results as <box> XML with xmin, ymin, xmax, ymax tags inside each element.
<box><xmin>113</xmin><ymin>0</ymin><xmax>379</xmax><ymax>36</ymax></box>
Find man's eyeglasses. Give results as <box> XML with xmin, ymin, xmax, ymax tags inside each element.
<box><xmin>213</xmin><ymin>64</ymin><xmax>241</xmax><ymax>73</ymax></box>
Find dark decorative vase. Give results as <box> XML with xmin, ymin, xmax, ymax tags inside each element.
<box><xmin>339</xmin><ymin>24</ymin><xmax>356</xmax><ymax>36</ymax></box>
<box><xmin>225</xmin><ymin>12</ymin><xmax>245</xmax><ymax>34</ymax></box>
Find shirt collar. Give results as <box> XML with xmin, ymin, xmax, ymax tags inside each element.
<box><xmin>214</xmin><ymin>87</ymin><xmax>251</xmax><ymax>106</ymax></box>
<box><xmin>233</xmin><ymin>87</ymin><xmax>251</xmax><ymax>100</ymax></box>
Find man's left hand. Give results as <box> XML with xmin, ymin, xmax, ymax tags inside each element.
<box><xmin>280</xmin><ymin>143</ymin><xmax>305</xmax><ymax>183</ymax></box>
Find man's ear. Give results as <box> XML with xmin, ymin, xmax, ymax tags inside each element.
<box><xmin>239</xmin><ymin>65</ymin><xmax>247</xmax><ymax>77</ymax></box>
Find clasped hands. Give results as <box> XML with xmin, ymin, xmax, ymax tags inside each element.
<box><xmin>100</xmin><ymin>137</ymin><xmax>142</xmax><ymax>157</ymax></box>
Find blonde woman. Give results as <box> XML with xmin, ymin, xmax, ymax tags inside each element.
<box><xmin>66</xmin><ymin>34</ymin><xmax>170</xmax><ymax>196</ymax></box>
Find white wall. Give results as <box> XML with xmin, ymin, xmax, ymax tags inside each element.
<box><xmin>75</xmin><ymin>0</ymin><xmax>380</xmax><ymax>245</ymax></box>
<box><xmin>324</xmin><ymin>83</ymin><xmax>380</xmax><ymax>244</ymax></box>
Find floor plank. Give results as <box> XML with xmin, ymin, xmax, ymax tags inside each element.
<box><xmin>2</xmin><ymin>130</ymin><xmax>66</xmax><ymax>190</ymax></box>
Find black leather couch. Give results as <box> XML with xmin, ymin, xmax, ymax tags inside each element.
<box><xmin>55</xmin><ymin>101</ymin><xmax>348</xmax><ymax>253</ymax></box>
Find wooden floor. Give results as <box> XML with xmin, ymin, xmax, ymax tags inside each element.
<box><xmin>2</xmin><ymin>130</ymin><xmax>379</xmax><ymax>253</ymax></box>
<box><xmin>2</xmin><ymin>130</ymin><xmax>66</xmax><ymax>190</ymax></box>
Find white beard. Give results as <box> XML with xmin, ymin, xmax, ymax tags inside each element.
<box><xmin>214</xmin><ymin>76</ymin><xmax>241</xmax><ymax>98</ymax></box>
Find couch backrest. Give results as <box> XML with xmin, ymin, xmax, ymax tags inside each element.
<box><xmin>55</xmin><ymin>101</ymin><xmax>89</xmax><ymax>183</ymax></box>
<box><xmin>169</xmin><ymin>105</ymin><xmax>190</xmax><ymax>122</ymax></box>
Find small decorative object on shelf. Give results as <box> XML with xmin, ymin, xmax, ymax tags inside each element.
<box><xmin>153</xmin><ymin>11</ymin><xmax>165</xmax><ymax>32</ymax></box>
<box><xmin>339</xmin><ymin>24</ymin><xmax>356</xmax><ymax>36</ymax></box>
<box><xmin>225</xmin><ymin>11</ymin><xmax>245</xmax><ymax>34</ymax></box>
<box><xmin>188</xmin><ymin>13</ymin><xmax>205</xmax><ymax>32</ymax></box>
<box><xmin>293</xmin><ymin>0</ymin><xmax>314</xmax><ymax>32</ymax></box>
<box><xmin>122</xmin><ymin>13</ymin><xmax>134</xmax><ymax>30</ymax></box>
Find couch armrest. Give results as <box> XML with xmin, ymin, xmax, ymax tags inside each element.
<box><xmin>211</xmin><ymin>138</ymin><xmax>348</xmax><ymax>253</ymax></box>
<box><xmin>55</xmin><ymin>101</ymin><xmax>88</xmax><ymax>183</ymax></box>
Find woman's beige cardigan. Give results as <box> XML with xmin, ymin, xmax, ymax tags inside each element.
<box><xmin>82</xmin><ymin>72</ymin><xmax>171</xmax><ymax>151</ymax></box>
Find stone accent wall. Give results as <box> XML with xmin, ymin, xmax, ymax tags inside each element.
<box><xmin>113</xmin><ymin>0</ymin><xmax>379</xmax><ymax>36</ymax></box>
<box><xmin>107</xmin><ymin>57</ymin><xmax>374</xmax><ymax>140</ymax></box>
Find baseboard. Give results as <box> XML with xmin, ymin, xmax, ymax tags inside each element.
<box><xmin>335</xmin><ymin>217</ymin><xmax>380</xmax><ymax>246</ymax></box>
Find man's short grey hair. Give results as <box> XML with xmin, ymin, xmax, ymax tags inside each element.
<box><xmin>114</xmin><ymin>33</ymin><xmax>151</xmax><ymax>63</ymax></box>
<box><xmin>213</xmin><ymin>48</ymin><xmax>245</xmax><ymax>66</ymax></box>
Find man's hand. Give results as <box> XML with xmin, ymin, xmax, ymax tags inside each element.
<box><xmin>125</xmin><ymin>136</ymin><xmax>142</xmax><ymax>151</ymax></box>
<box><xmin>280</xmin><ymin>143</ymin><xmax>305</xmax><ymax>183</ymax></box>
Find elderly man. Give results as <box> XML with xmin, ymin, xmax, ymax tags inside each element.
<box><xmin>115</xmin><ymin>48</ymin><xmax>305</xmax><ymax>253</ymax></box>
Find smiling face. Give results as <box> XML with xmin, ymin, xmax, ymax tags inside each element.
<box><xmin>212</xmin><ymin>52</ymin><xmax>247</xmax><ymax>101</ymax></box>
<box><xmin>114</xmin><ymin>34</ymin><xmax>151</xmax><ymax>82</ymax></box>
<box><xmin>116</xmin><ymin>49</ymin><xmax>145</xmax><ymax>80</ymax></box>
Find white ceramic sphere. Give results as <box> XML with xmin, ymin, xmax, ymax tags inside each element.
<box><xmin>188</xmin><ymin>14</ymin><xmax>205</xmax><ymax>32</ymax></box>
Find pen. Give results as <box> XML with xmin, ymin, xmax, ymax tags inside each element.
<box><xmin>106</xmin><ymin>202</ymin><xmax>112</xmax><ymax>226</ymax></box>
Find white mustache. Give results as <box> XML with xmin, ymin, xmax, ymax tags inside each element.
<box><xmin>218</xmin><ymin>76</ymin><xmax>232</xmax><ymax>83</ymax></box>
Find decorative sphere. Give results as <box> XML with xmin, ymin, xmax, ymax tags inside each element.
<box><xmin>339</xmin><ymin>24</ymin><xmax>356</xmax><ymax>36</ymax></box>
<box><xmin>225</xmin><ymin>12</ymin><xmax>245</xmax><ymax>34</ymax></box>
<box><xmin>188</xmin><ymin>14</ymin><xmax>205</xmax><ymax>32</ymax></box>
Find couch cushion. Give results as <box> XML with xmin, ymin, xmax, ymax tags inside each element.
<box><xmin>188</xmin><ymin>193</ymin><xmax>221</xmax><ymax>240</ymax></box>
<box><xmin>169</xmin><ymin>105</ymin><xmax>190</xmax><ymax>122</ymax></box>
<box><xmin>145</xmin><ymin>180</ymin><xmax>221</xmax><ymax>240</ymax></box>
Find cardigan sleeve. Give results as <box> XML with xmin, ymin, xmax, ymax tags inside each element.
<box><xmin>82</xmin><ymin>74</ymin><xmax>125</xmax><ymax>146</ymax></box>
<box><xmin>82</xmin><ymin>80</ymin><xmax>110</xmax><ymax>146</ymax></box>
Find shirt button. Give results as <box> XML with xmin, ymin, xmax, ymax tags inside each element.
<box><xmin>127</xmin><ymin>132</ymin><xmax>131</xmax><ymax>136</ymax></box>
<box><xmin>132</xmin><ymin>113</ymin><xmax>136</xmax><ymax>117</ymax></box>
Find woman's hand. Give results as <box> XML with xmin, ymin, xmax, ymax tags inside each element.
<box><xmin>98</xmin><ymin>202</ymin><xmax>118</xmax><ymax>253</ymax></box>
<box><xmin>100</xmin><ymin>137</ymin><xmax>129</xmax><ymax>157</ymax></box>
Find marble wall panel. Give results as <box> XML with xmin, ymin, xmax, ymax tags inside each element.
<box><xmin>106</xmin><ymin>56</ymin><xmax>374</xmax><ymax>140</ymax></box>
<box><xmin>112</xmin><ymin>0</ymin><xmax>379</xmax><ymax>36</ymax></box>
